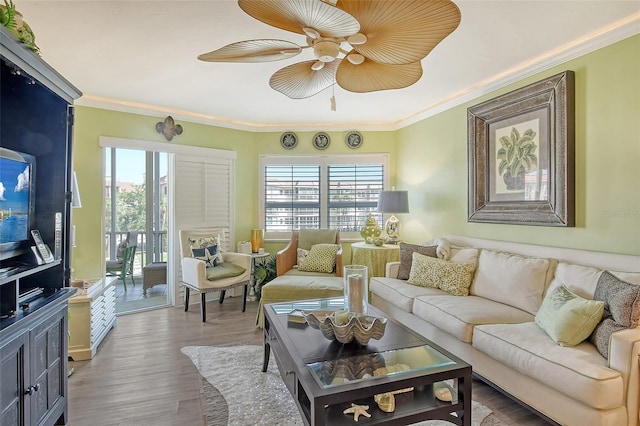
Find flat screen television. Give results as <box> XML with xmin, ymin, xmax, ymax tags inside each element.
<box><xmin>0</xmin><ymin>147</ymin><xmax>36</xmax><ymax>261</ymax></box>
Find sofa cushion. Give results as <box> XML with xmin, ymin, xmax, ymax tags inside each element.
<box><xmin>370</xmin><ymin>277</ymin><xmax>447</xmax><ymax>313</ymax></box>
<box><xmin>407</xmin><ymin>253</ymin><xmax>476</xmax><ymax>296</ymax></box>
<box><xmin>398</xmin><ymin>243</ymin><xmax>437</xmax><ymax>280</ymax></box>
<box><xmin>260</xmin><ymin>275</ymin><xmax>344</xmax><ymax>302</ymax></box>
<box><xmin>589</xmin><ymin>271</ymin><xmax>640</xmax><ymax>358</ymax></box>
<box><xmin>471</xmin><ymin>250</ymin><xmax>551</xmax><ymax>315</ymax></box>
<box><xmin>473</xmin><ymin>322</ymin><xmax>623</xmax><ymax>410</ymax></box>
<box><xmin>547</xmin><ymin>262</ymin><xmax>603</xmax><ymax>299</ymax></box>
<box><xmin>535</xmin><ymin>284</ymin><xmax>604</xmax><ymax>347</ymax></box>
<box><xmin>298</xmin><ymin>244</ymin><xmax>340</xmax><ymax>273</ymax></box>
<box><xmin>449</xmin><ymin>246</ymin><xmax>479</xmax><ymax>264</ymax></box>
<box><xmin>413</xmin><ymin>295</ymin><xmax>534</xmax><ymax>343</ymax></box>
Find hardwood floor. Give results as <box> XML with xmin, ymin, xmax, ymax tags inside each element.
<box><xmin>67</xmin><ymin>297</ymin><xmax>551</xmax><ymax>425</ymax></box>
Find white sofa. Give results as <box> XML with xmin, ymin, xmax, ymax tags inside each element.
<box><xmin>369</xmin><ymin>235</ymin><xmax>640</xmax><ymax>426</ymax></box>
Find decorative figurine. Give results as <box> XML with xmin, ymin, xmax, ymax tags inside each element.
<box><xmin>343</xmin><ymin>403</ymin><xmax>371</xmax><ymax>421</ymax></box>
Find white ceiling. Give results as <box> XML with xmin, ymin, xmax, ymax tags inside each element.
<box><xmin>17</xmin><ymin>1</ymin><xmax>640</xmax><ymax>131</ymax></box>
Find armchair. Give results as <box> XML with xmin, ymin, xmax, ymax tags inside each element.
<box><xmin>276</xmin><ymin>229</ymin><xmax>343</xmax><ymax>277</ymax></box>
<box><xmin>178</xmin><ymin>228</ymin><xmax>251</xmax><ymax>322</ymax></box>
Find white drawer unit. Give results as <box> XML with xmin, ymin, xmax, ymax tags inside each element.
<box><xmin>68</xmin><ymin>278</ymin><xmax>117</xmax><ymax>360</ymax></box>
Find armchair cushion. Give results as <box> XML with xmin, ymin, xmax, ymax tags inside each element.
<box><xmin>299</xmin><ymin>229</ymin><xmax>338</xmax><ymax>250</ymax></box>
<box><xmin>205</xmin><ymin>262</ymin><xmax>246</xmax><ymax>280</ymax></box>
<box><xmin>299</xmin><ymin>243</ymin><xmax>340</xmax><ymax>273</ymax></box>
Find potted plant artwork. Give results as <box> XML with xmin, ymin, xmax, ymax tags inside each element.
<box><xmin>496</xmin><ymin>127</ymin><xmax>538</xmax><ymax>190</ymax></box>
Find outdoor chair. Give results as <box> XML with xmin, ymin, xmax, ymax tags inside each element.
<box><xmin>106</xmin><ymin>245</ymin><xmax>137</xmax><ymax>291</ymax></box>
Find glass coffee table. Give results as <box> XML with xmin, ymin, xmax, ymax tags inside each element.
<box><xmin>263</xmin><ymin>298</ymin><xmax>472</xmax><ymax>426</ymax></box>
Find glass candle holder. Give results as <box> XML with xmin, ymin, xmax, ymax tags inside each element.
<box><xmin>344</xmin><ymin>265</ymin><xmax>368</xmax><ymax>314</ymax></box>
<box><xmin>250</xmin><ymin>229</ymin><xmax>264</xmax><ymax>253</ymax></box>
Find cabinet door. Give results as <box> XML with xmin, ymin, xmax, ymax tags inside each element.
<box><xmin>29</xmin><ymin>308</ymin><xmax>66</xmax><ymax>425</ymax></box>
<box><xmin>0</xmin><ymin>332</ymin><xmax>29</xmax><ymax>426</ymax></box>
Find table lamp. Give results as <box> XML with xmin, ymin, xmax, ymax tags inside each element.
<box><xmin>377</xmin><ymin>189</ymin><xmax>409</xmax><ymax>244</ymax></box>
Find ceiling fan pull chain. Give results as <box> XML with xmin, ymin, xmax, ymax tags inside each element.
<box><xmin>330</xmin><ymin>84</ymin><xmax>336</xmax><ymax>111</ymax></box>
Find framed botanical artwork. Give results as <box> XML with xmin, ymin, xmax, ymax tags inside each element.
<box><xmin>467</xmin><ymin>71</ymin><xmax>575</xmax><ymax>226</ymax></box>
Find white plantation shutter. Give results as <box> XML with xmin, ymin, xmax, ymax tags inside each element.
<box><xmin>173</xmin><ymin>150</ymin><xmax>236</xmax><ymax>302</ymax></box>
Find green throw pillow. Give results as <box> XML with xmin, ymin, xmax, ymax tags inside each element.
<box><xmin>535</xmin><ymin>284</ymin><xmax>604</xmax><ymax>347</ymax></box>
<box><xmin>407</xmin><ymin>253</ymin><xmax>476</xmax><ymax>296</ymax></box>
<box><xmin>298</xmin><ymin>243</ymin><xmax>340</xmax><ymax>273</ymax></box>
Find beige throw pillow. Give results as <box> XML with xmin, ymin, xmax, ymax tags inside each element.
<box><xmin>407</xmin><ymin>253</ymin><xmax>476</xmax><ymax>296</ymax></box>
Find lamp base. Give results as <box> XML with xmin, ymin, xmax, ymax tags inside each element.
<box><xmin>384</xmin><ymin>215</ymin><xmax>401</xmax><ymax>244</ymax></box>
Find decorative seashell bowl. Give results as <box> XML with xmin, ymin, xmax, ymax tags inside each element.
<box><xmin>303</xmin><ymin>310</ymin><xmax>387</xmax><ymax>345</ymax></box>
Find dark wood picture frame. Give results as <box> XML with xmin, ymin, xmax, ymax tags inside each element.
<box><xmin>468</xmin><ymin>71</ymin><xmax>575</xmax><ymax>226</ymax></box>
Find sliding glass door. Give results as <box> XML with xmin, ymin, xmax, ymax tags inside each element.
<box><xmin>105</xmin><ymin>147</ymin><xmax>169</xmax><ymax>314</ymax></box>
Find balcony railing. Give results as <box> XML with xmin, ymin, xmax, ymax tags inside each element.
<box><xmin>105</xmin><ymin>230</ymin><xmax>168</xmax><ymax>275</ymax></box>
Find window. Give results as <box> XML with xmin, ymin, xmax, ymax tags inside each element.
<box><xmin>260</xmin><ymin>154</ymin><xmax>389</xmax><ymax>239</ymax></box>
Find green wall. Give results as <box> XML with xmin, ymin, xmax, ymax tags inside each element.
<box><xmin>396</xmin><ymin>34</ymin><xmax>640</xmax><ymax>255</ymax></box>
<box><xmin>72</xmin><ymin>34</ymin><xmax>640</xmax><ymax>279</ymax></box>
<box><xmin>71</xmin><ymin>109</ymin><xmax>395</xmax><ymax>278</ymax></box>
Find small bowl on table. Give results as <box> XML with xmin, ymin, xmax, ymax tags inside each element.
<box><xmin>302</xmin><ymin>310</ymin><xmax>387</xmax><ymax>345</ymax></box>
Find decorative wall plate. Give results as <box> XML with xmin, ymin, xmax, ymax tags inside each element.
<box><xmin>280</xmin><ymin>131</ymin><xmax>298</xmax><ymax>149</ymax></box>
<box><xmin>345</xmin><ymin>131</ymin><xmax>363</xmax><ymax>149</ymax></box>
<box><xmin>312</xmin><ymin>132</ymin><xmax>330</xmax><ymax>150</ymax></box>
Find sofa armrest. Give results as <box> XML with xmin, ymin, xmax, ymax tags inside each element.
<box><xmin>181</xmin><ymin>257</ymin><xmax>206</xmax><ymax>286</ymax></box>
<box><xmin>277</xmin><ymin>239</ymin><xmax>297</xmax><ymax>276</ymax></box>
<box><xmin>609</xmin><ymin>327</ymin><xmax>640</xmax><ymax>425</ymax></box>
<box><xmin>386</xmin><ymin>261</ymin><xmax>400</xmax><ymax>279</ymax></box>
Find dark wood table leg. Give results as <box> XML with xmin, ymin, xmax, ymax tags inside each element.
<box><xmin>184</xmin><ymin>287</ymin><xmax>190</xmax><ymax>311</ymax></box>
<box><xmin>200</xmin><ymin>292</ymin><xmax>207</xmax><ymax>322</ymax></box>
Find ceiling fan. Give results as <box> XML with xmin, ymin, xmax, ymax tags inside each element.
<box><xmin>198</xmin><ymin>0</ymin><xmax>461</xmax><ymax>100</ymax></box>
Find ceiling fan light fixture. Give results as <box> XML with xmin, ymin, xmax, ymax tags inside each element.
<box><xmin>347</xmin><ymin>33</ymin><xmax>367</xmax><ymax>45</ymax></box>
<box><xmin>302</xmin><ymin>27</ymin><xmax>321</xmax><ymax>39</ymax></box>
<box><xmin>314</xmin><ymin>40</ymin><xmax>340</xmax><ymax>62</ymax></box>
<box><xmin>347</xmin><ymin>53</ymin><xmax>365</xmax><ymax>65</ymax></box>
<box><xmin>311</xmin><ymin>61</ymin><xmax>325</xmax><ymax>71</ymax></box>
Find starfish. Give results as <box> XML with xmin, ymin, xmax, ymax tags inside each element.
<box><xmin>343</xmin><ymin>403</ymin><xmax>371</xmax><ymax>422</ymax></box>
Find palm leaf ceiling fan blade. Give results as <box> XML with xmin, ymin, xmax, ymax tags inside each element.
<box><xmin>336</xmin><ymin>0</ymin><xmax>461</xmax><ymax>65</ymax></box>
<box><xmin>239</xmin><ymin>0</ymin><xmax>360</xmax><ymax>38</ymax></box>
<box><xmin>198</xmin><ymin>40</ymin><xmax>302</xmax><ymax>62</ymax></box>
<box><xmin>270</xmin><ymin>60</ymin><xmax>341</xmax><ymax>99</ymax></box>
<box><xmin>336</xmin><ymin>59</ymin><xmax>423</xmax><ymax>93</ymax></box>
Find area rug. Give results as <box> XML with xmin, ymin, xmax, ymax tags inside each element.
<box><xmin>181</xmin><ymin>345</ymin><xmax>507</xmax><ymax>426</ymax></box>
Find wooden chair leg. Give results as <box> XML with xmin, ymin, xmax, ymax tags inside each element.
<box><xmin>184</xmin><ymin>287</ymin><xmax>190</xmax><ymax>312</ymax></box>
<box><xmin>241</xmin><ymin>284</ymin><xmax>248</xmax><ymax>312</ymax></box>
<box><xmin>200</xmin><ymin>292</ymin><xmax>207</xmax><ymax>322</ymax></box>
<box><xmin>219</xmin><ymin>290</ymin><xmax>226</xmax><ymax>304</ymax></box>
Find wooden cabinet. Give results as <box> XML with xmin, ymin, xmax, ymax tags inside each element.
<box><xmin>0</xmin><ymin>298</ymin><xmax>69</xmax><ymax>426</ymax></box>
<box><xmin>68</xmin><ymin>278</ymin><xmax>117</xmax><ymax>361</ymax></box>
<box><xmin>0</xmin><ymin>26</ymin><xmax>81</xmax><ymax>426</ymax></box>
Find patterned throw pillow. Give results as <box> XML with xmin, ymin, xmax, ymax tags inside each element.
<box><xmin>535</xmin><ymin>284</ymin><xmax>604</xmax><ymax>347</ymax></box>
<box><xmin>589</xmin><ymin>271</ymin><xmax>640</xmax><ymax>358</ymax></box>
<box><xmin>407</xmin><ymin>253</ymin><xmax>476</xmax><ymax>296</ymax></box>
<box><xmin>189</xmin><ymin>236</ymin><xmax>223</xmax><ymax>263</ymax></box>
<box><xmin>398</xmin><ymin>243</ymin><xmax>437</xmax><ymax>280</ymax></box>
<box><xmin>191</xmin><ymin>245</ymin><xmax>219</xmax><ymax>267</ymax></box>
<box><xmin>298</xmin><ymin>244</ymin><xmax>340</xmax><ymax>273</ymax></box>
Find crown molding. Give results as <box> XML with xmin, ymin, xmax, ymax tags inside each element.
<box><xmin>77</xmin><ymin>14</ymin><xmax>639</xmax><ymax>133</ymax></box>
